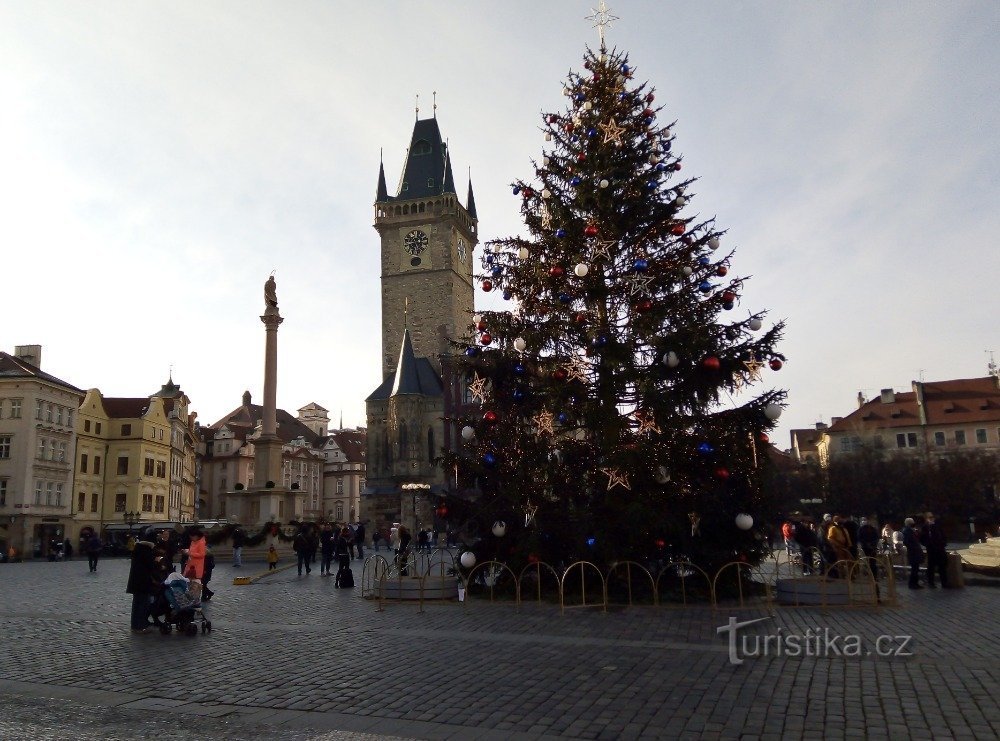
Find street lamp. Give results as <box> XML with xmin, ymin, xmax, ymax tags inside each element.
<box><xmin>401</xmin><ymin>483</ymin><xmax>430</xmax><ymax>535</ymax></box>
<box><xmin>123</xmin><ymin>510</ymin><xmax>141</xmax><ymax>540</ymax></box>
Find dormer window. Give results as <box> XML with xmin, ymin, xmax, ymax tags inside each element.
<box><xmin>412</xmin><ymin>140</ymin><xmax>432</xmax><ymax>156</ymax></box>
<box><xmin>427</xmin><ymin>178</ymin><xmax>435</xmax><ymax>188</ymax></box>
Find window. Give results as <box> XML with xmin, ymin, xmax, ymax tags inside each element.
<box><xmin>0</xmin><ymin>479</ymin><xmax>6</xmax><ymax>506</ymax></box>
<box><xmin>46</xmin><ymin>482</ymin><xmax>54</xmax><ymax>505</ymax></box>
<box><xmin>337</xmin><ymin>479</ymin><xmax>344</xmax><ymax>495</ymax></box>
<box><xmin>10</xmin><ymin>399</ymin><xmax>21</xmax><ymax>418</ymax></box>
<box><xmin>46</xmin><ymin>404</ymin><xmax>53</xmax><ymax>423</ymax></box>
<box><xmin>934</xmin><ymin>431</ymin><xmax>945</xmax><ymax>446</ymax></box>
<box><xmin>976</xmin><ymin>428</ymin><xmax>987</xmax><ymax>444</ymax></box>
<box><xmin>359</xmin><ymin>478</ymin><xmax>366</xmax><ymax>493</ymax></box>
<box><xmin>156</xmin><ymin>461</ymin><xmax>166</xmax><ymax>478</ymax></box>
<box><xmin>220</xmin><ymin>478</ymin><xmax>227</xmax><ymax>491</ymax></box>
<box><xmin>142</xmin><ymin>493</ymin><xmax>153</xmax><ymax>511</ymax></box>
<box><xmin>956</xmin><ymin>430</ymin><xmax>967</xmax><ymax>445</ymax></box>
<box><xmin>94</xmin><ymin>455</ymin><xmax>101</xmax><ymax>474</ymax></box>
<box><xmin>221</xmin><ymin>461</ymin><xmax>227</xmax><ymax>471</ymax></box>
<box><xmin>91</xmin><ymin>492</ymin><xmax>98</xmax><ymax>512</ymax></box>
<box><xmin>144</xmin><ymin>457</ymin><xmax>155</xmax><ymax>476</ymax></box>
<box><xmin>121</xmin><ymin>424</ymin><xmax>131</xmax><ymax>436</ymax></box>
<box><xmin>34</xmin><ymin>482</ymin><xmax>43</xmax><ymax>505</ymax></box>
<box><xmin>278</xmin><ymin>500</ymin><xmax>284</xmax><ymax>518</ymax></box>
<box><xmin>115</xmin><ymin>492</ymin><xmax>126</xmax><ymax>512</ymax></box>
<box><xmin>0</xmin><ymin>436</ymin><xmax>11</xmax><ymax>459</ymax></box>
<box><xmin>95</xmin><ymin>422</ymin><xmax>101</xmax><ymax>434</ymax></box>
<box><xmin>80</xmin><ymin>453</ymin><xmax>89</xmax><ymax>472</ymax></box>
<box><xmin>38</xmin><ymin>438</ymin><xmax>47</xmax><ymax>459</ymax></box>
<box><xmin>66</xmin><ymin>410</ymin><xmax>72</xmax><ymax>427</ymax></box>
<box><xmin>907</xmin><ymin>432</ymin><xmax>918</xmax><ymax>447</ymax></box>
<box><xmin>49</xmin><ymin>440</ymin><xmax>56</xmax><ymax>460</ymax></box>
<box><xmin>155</xmin><ymin>495</ymin><xmax>165</xmax><ymax>513</ymax></box>
<box><xmin>428</xmin><ymin>427</ymin><xmax>435</xmax><ymax>463</ymax></box>
<box><xmin>35</xmin><ymin>399</ymin><xmax>43</xmax><ymax>420</ymax></box>
<box><xmin>84</xmin><ymin>419</ymin><xmax>91</xmax><ymax>432</ymax></box>
<box><xmin>78</xmin><ymin>491</ymin><xmax>86</xmax><ymax>511</ymax></box>
<box><xmin>158</xmin><ymin>429</ymin><xmax>163</xmax><ymax>441</ymax></box>
<box><xmin>55</xmin><ymin>483</ymin><xmax>63</xmax><ymax>507</ymax></box>
<box><xmin>117</xmin><ymin>456</ymin><xmax>129</xmax><ymax>475</ymax></box>
<box><xmin>56</xmin><ymin>407</ymin><xmax>64</xmax><ymax>425</ymax></box>
<box><xmin>58</xmin><ymin>442</ymin><xmax>66</xmax><ymax>462</ymax></box>
<box><xmin>336</xmin><ymin>502</ymin><xmax>344</xmax><ymax>520</ymax></box>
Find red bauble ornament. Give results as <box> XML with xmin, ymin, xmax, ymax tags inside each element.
<box><xmin>645</xmin><ymin>92</ymin><xmax>655</xmax><ymax>103</ymax></box>
<box><xmin>702</xmin><ymin>356</ymin><xmax>721</xmax><ymax>371</ymax></box>
<box><xmin>643</xmin><ymin>107</ymin><xmax>654</xmax><ymax>117</ymax></box>
<box><xmin>682</xmin><ymin>236</ymin><xmax>694</xmax><ymax>246</ymax></box>
<box><xmin>759</xmin><ymin>432</ymin><xmax>770</xmax><ymax>444</ymax></box>
<box><xmin>480</xmin><ymin>333</ymin><xmax>493</xmax><ymax>346</ymax></box>
<box><xmin>553</xmin><ymin>368</ymin><xmax>568</xmax><ymax>381</ymax></box>
<box><xmin>574</xmin><ymin>312</ymin><xmax>588</xmax><ymax>325</ymax></box>
<box><xmin>716</xmin><ymin>266</ymin><xmax>728</xmax><ymax>277</ymax></box>
<box><xmin>721</xmin><ymin>290</ymin><xmax>736</xmax><ymax>303</ymax></box>
<box><xmin>481</xmin><ymin>280</ymin><xmax>493</xmax><ymax>292</ymax></box>
<box><xmin>670</xmin><ymin>224</ymin><xmax>685</xmax><ymax>236</ymax></box>
<box><xmin>655</xmin><ymin>538</ymin><xmax>666</xmax><ymax>549</ymax></box>
<box><xmin>715</xmin><ymin>467</ymin><xmax>730</xmax><ymax>480</ymax></box>
<box><xmin>549</xmin><ymin>265</ymin><xmax>565</xmax><ymax>278</ymax></box>
<box><xmin>769</xmin><ymin>358</ymin><xmax>783</xmax><ymax>371</ymax></box>
<box><xmin>522</xmin><ymin>187</ymin><xmax>534</xmax><ymax>199</ymax></box>
<box><xmin>592</xmin><ymin>73</ymin><xmax>601</xmax><ymax>82</ymax></box>
<box><xmin>636</xmin><ymin>299</ymin><xmax>653</xmax><ymax>313</ymax></box>
<box><xmin>564</xmin><ymin>122</ymin><xmax>575</xmax><ymax>132</ymax></box>
<box><xmin>672</xmin><ymin>162</ymin><xmax>682</xmax><ymax>171</ymax></box>
<box><xmin>436</xmin><ymin>505</ymin><xmax>448</xmax><ymax>518</ymax></box>
<box><xmin>548</xmin><ymin>114</ymin><xmax>559</xmax><ymax>124</ymax></box>
<box><xmin>483</xmin><ymin>410</ymin><xmax>498</xmax><ymax>424</ymax></box>
<box><xmin>577</xmin><ymin>152</ymin><xmax>586</xmax><ymax>162</ymax></box>
<box><xmin>476</xmin><ymin>320</ymin><xmax>487</xmax><ymax>331</ymax></box>
<box><xmin>584</xmin><ymin>223</ymin><xmax>599</xmax><ymax>237</ymax></box>
<box><xmin>528</xmin><ymin>553</ymin><xmax>540</xmax><ymax>564</ymax></box>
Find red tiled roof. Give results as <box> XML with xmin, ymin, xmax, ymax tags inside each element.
<box><xmin>329</xmin><ymin>429</ymin><xmax>367</xmax><ymax>462</ymax></box>
<box><xmin>208</xmin><ymin>402</ymin><xmax>324</xmax><ymax>446</ymax></box>
<box><xmin>101</xmin><ymin>397</ymin><xmax>151</xmax><ymax>419</ymax></box>
<box><xmin>0</xmin><ymin>352</ymin><xmax>84</xmax><ymax>394</ymax></box>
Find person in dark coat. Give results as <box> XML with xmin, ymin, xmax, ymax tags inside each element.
<box><xmin>919</xmin><ymin>512</ymin><xmax>949</xmax><ymax>588</ymax></box>
<box><xmin>334</xmin><ymin>526</ymin><xmax>352</xmax><ymax>586</ymax></box>
<box><xmin>353</xmin><ymin>522</ymin><xmax>366</xmax><ymax>560</ymax></box>
<box><xmin>293</xmin><ymin>528</ymin><xmax>311</xmax><ymax>576</ymax></box>
<box><xmin>126</xmin><ymin>540</ymin><xmax>158</xmax><ymax>631</ymax></box>
<box><xmin>307</xmin><ymin>526</ymin><xmax>320</xmax><ymax>566</ymax></box>
<box><xmin>320</xmin><ymin>523</ymin><xmax>335</xmax><ymax>576</ymax></box>
<box><xmin>842</xmin><ymin>516</ymin><xmax>860</xmax><ymax>560</ymax></box>
<box><xmin>857</xmin><ymin>516</ymin><xmax>880</xmax><ymax>579</ymax></box>
<box><xmin>231</xmin><ymin>526</ymin><xmax>245</xmax><ymax>568</ymax></box>
<box><xmin>396</xmin><ymin>525</ymin><xmax>412</xmax><ymax>576</ymax></box>
<box><xmin>792</xmin><ymin>520</ymin><xmax>819</xmax><ymax>574</ymax></box>
<box><xmin>902</xmin><ymin>518</ymin><xmax>924</xmax><ymax>589</ymax></box>
<box><xmin>85</xmin><ymin>533</ymin><xmax>103</xmax><ymax>572</ymax></box>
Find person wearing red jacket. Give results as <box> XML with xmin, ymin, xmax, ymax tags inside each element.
<box><xmin>182</xmin><ymin>528</ymin><xmax>206</xmax><ymax>580</ymax></box>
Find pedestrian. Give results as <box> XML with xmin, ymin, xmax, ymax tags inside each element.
<box><xmin>354</xmin><ymin>522</ymin><xmax>366</xmax><ymax>560</ymax></box>
<box><xmin>372</xmin><ymin>530</ymin><xmax>382</xmax><ymax>552</ymax></box>
<box><xmin>182</xmin><ymin>528</ymin><xmax>207</xmax><ymax>582</ymax></box>
<box><xmin>201</xmin><ymin>546</ymin><xmax>216</xmax><ymax>601</ymax></box>
<box><xmin>880</xmin><ymin>522</ymin><xmax>895</xmax><ymax>554</ymax></box>
<box><xmin>125</xmin><ymin>540</ymin><xmax>157</xmax><ymax>632</ymax></box>
<box><xmin>232</xmin><ymin>526</ymin><xmax>245</xmax><ymax>568</ymax></box>
<box><xmin>902</xmin><ymin>517</ymin><xmax>924</xmax><ymax>589</ymax></box>
<box><xmin>781</xmin><ymin>521</ymin><xmax>796</xmax><ymax>559</ymax></box>
<box><xmin>792</xmin><ymin>520</ymin><xmax>818</xmax><ymax>574</ymax></box>
<box><xmin>919</xmin><ymin>512</ymin><xmax>949</xmax><ymax>588</ymax></box>
<box><xmin>826</xmin><ymin>515</ymin><xmax>853</xmax><ymax>564</ymax></box>
<box><xmin>293</xmin><ymin>527</ymin><xmax>311</xmax><ymax>575</ymax></box>
<box><xmin>85</xmin><ymin>532</ymin><xmax>103</xmax><ymax>572</ymax></box>
<box><xmin>842</xmin><ymin>515</ymin><xmax>860</xmax><ymax>560</ymax></box>
<box><xmin>396</xmin><ymin>525</ymin><xmax>412</xmax><ymax>576</ymax></box>
<box><xmin>817</xmin><ymin>514</ymin><xmax>834</xmax><ymax>567</ymax></box>
<box><xmin>63</xmin><ymin>538</ymin><xmax>73</xmax><ymax>560</ymax></box>
<box><xmin>857</xmin><ymin>516</ymin><xmax>880</xmax><ymax>579</ymax></box>
<box><xmin>417</xmin><ymin>529</ymin><xmax>429</xmax><ymax>553</ymax></box>
<box><xmin>335</xmin><ymin>526</ymin><xmax>352</xmax><ymax>586</ymax></box>
<box><xmin>320</xmin><ymin>523</ymin><xmax>335</xmax><ymax>576</ymax></box>
<box><xmin>267</xmin><ymin>545</ymin><xmax>279</xmax><ymax>570</ymax></box>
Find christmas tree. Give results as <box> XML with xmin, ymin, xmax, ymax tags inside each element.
<box><xmin>445</xmin><ymin>43</ymin><xmax>786</xmax><ymax>575</ymax></box>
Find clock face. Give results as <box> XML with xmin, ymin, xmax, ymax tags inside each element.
<box><xmin>457</xmin><ymin>238</ymin><xmax>467</xmax><ymax>263</ymax></box>
<box><xmin>403</xmin><ymin>229</ymin><xmax>428</xmax><ymax>256</ymax></box>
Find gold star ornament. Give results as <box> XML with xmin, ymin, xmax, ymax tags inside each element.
<box><xmin>533</xmin><ymin>410</ymin><xmax>555</xmax><ymax>436</ymax></box>
<box><xmin>599</xmin><ymin>119</ymin><xmax>626</xmax><ymax>146</ymax></box>
<box><xmin>743</xmin><ymin>354</ymin><xmax>765</xmax><ymax>382</ymax></box>
<box><xmin>600</xmin><ymin>467</ymin><xmax>631</xmax><ymax>490</ymax></box>
<box><xmin>632</xmin><ymin>409</ymin><xmax>660</xmax><ymax>434</ymax></box>
<box><xmin>467</xmin><ymin>373</ymin><xmax>489</xmax><ymax>404</ymax></box>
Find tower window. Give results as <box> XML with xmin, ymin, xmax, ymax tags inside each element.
<box><xmin>427</xmin><ymin>178</ymin><xmax>435</xmax><ymax>188</ymax></box>
<box><xmin>412</xmin><ymin>140</ymin><xmax>432</xmax><ymax>156</ymax></box>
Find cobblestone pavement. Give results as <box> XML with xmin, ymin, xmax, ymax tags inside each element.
<box><xmin>0</xmin><ymin>557</ymin><xmax>998</xmax><ymax>740</ymax></box>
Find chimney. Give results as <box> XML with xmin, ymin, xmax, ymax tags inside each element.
<box><xmin>242</xmin><ymin>390</ymin><xmax>252</xmax><ymax>406</ymax></box>
<box><xmin>857</xmin><ymin>391</ymin><xmax>866</xmax><ymax>408</ymax></box>
<box><xmin>831</xmin><ymin>417</ymin><xmax>843</xmax><ymax>425</ymax></box>
<box><xmin>879</xmin><ymin>388</ymin><xmax>895</xmax><ymax>404</ymax></box>
<box><xmin>815</xmin><ymin>422</ymin><xmax>828</xmax><ymax>430</ymax></box>
<box><xmin>14</xmin><ymin>344</ymin><xmax>42</xmax><ymax>368</ymax></box>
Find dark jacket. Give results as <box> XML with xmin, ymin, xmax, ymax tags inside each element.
<box><xmin>902</xmin><ymin>526</ymin><xmax>924</xmax><ymax>563</ymax></box>
<box><xmin>320</xmin><ymin>529</ymin><xmax>335</xmax><ymax>555</ymax></box>
<box><xmin>231</xmin><ymin>528</ymin><xmax>246</xmax><ymax>549</ymax></box>
<box><xmin>293</xmin><ymin>532</ymin><xmax>308</xmax><ymax>553</ymax></box>
<box><xmin>85</xmin><ymin>535</ymin><xmax>103</xmax><ymax>555</ymax></box>
<box><xmin>335</xmin><ymin>533</ymin><xmax>352</xmax><ymax>557</ymax></box>
<box><xmin>857</xmin><ymin>524</ymin><xmax>879</xmax><ymax>552</ymax></box>
<box><xmin>920</xmin><ymin>522</ymin><xmax>947</xmax><ymax>552</ymax></box>
<box><xmin>354</xmin><ymin>524</ymin><xmax>366</xmax><ymax>544</ymax></box>
<box><xmin>126</xmin><ymin>541</ymin><xmax>158</xmax><ymax>594</ymax></box>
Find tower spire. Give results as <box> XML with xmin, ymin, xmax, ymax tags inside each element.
<box><xmin>415</xmin><ymin>93</ymin><xmax>419</xmax><ymax>120</ymax></box>
<box><xmin>466</xmin><ymin>171</ymin><xmax>478</xmax><ymax>220</ymax></box>
<box><xmin>433</xmin><ymin>90</ymin><xmax>437</xmax><ymax>118</ymax></box>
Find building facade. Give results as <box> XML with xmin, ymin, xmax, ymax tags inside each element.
<box><xmin>323</xmin><ymin>428</ymin><xmax>367</xmax><ymax>523</ymax></box>
<box><xmin>0</xmin><ymin>346</ymin><xmax>84</xmax><ymax>560</ymax></box>
<box><xmin>363</xmin><ymin>115</ymin><xmax>478</xmax><ymax>534</ymax></box>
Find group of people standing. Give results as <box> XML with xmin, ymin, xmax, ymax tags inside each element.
<box><xmin>781</xmin><ymin>512</ymin><xmax>951</xmax><ymax>589</ymax></box>
<box><xmin>291</xmin><ymin>522</ymin><xmax>365</xmax><ymax>584</ymax></box>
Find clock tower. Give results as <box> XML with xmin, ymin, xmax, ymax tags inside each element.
<box><xmin>363</xmin><ymin>115</ymin><xmax>478</xmax><ymax>533</ymax></box>
<box><xmin>373</xmin><ymin>116</ymin><xmax>478</xmax><ymax>377</ymax></box>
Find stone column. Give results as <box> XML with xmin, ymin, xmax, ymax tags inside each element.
<box><xmin>254</xmin><ymin>305</ymin><xmax>285</xmax><ymax>490</ymax></box>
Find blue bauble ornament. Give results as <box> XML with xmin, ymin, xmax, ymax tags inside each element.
<box><xmin>512</xmin><ymin>186</ymin><xmax>520</xmax><ymax>195</ymax></box>
<box><xmin>646</xmin><ymin>180</ymin><xmax>658</xmax><ymax>190</ymax></box>
<box><xmin>570</xmin><ymin>135</ymin><xmax>579</xmax><ymax>142</ymax></box>
<box><xmin>557</xmin><ymin>412</ymin><xmax>569</xmax><ymax>424</ymax></box>
<box><xmin>656</xmin><ymin>162</ymin><xmax>667</xmax><ymax>172</ymax></box>
<box><xmin>483</xmin><ymin>452</ymin><xmax>496</xmax><ymax>467</ymax></box>
<box><xmin>575</xmin><ymin>92</ymin><xmax>585</xmax><ymax>102</ymax></box>
<box><xmin>664</xmin><ymin>140</ymin><xmax>672</xmax><ymax>152</ymax></box>
<box><xmin>586</xmin><ymin>536</ymin><xmax>597</xmax><ymax>547</ymax></box>
<box><xmin>558</xmin><ymin>292</ymin><xmax>572</xmax><ymax>304</ymax></box>
<box><xmin>502</xmin><ymin>291</ymin><xmax>512</xmax><ymax>301</ymax></box>
<box><xmin>512</xmin><ymin>388</ymin><xmax>526</xmax><ymax>403</ymax></box>
<box><xmin>491</xmin><ymin>267</ymin><xmax>502</xmax><ymax>277</ymax></box>
<box><xmin>645</xmin><ymin>117</ymin><xmax>654</xmax><ymax>126</ymax></box>
<box><xmin>621</xmin><ymin>63</ymin><xmax>630</xmax><ymax>74</ymax></box>
<box><xmin>618</xmin><ymin>92</ymin><xmax>628</xmax><ymax>100</ymax></box>
<box><xmin>698</xmin><ymin>442</ymin><xmax>714</xmax><ymax>455</ymax></box>
<box><xmin>587</xmin><ymin>127</ymin><xmax>597</xmax><ymax>137</ymax></box>
<box><xmin>699</xmin><ymin>281</ymin><xmax>713</xmax><ymax>293</ymax></box>
<box><xmin>556</xmin><ymin>228</ymin><xmax>567</xmax><ymax>238</ymax></box>
<box><xmin>723</xmin><ymin>301</ymin><xmax>735</xmax><ymax>311</ymax></box>
<box><xmin>513</xmin><ymin>363</ymin><xmax>526</xmax><ymax>376</ymax></box>
<box><xmin>465</xmin><ymin>347</ymin><xmax>479</xmax><ymax>357</ymax></box>
<box><xmin>571</xmin><ymin>176</ymin><xmax>582</xmax><ymax>186</ymax></box>
<box><xmin>593</xmin><ymin>334</ymin><xmax>609</xmax><ymax>348</ymax></box>
<box><xmin>633</xmin><ymin>258</ymin><xmax>649</xmax><ymax>272</ymax></box>
<box><xmin>698</xmin><ymin>256</ymin><xmax>710</xmax><ymax>266</ymax></box>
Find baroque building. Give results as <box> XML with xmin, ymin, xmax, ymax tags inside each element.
<box><xmin>362</xmin><ymin>115</ymin><xmax>478</xmax><ymax>534</ymax></box>
<box><xmin>0</xmin><ymin>346</ymin><xmax>84</xmax><ymax>560</ymax></box>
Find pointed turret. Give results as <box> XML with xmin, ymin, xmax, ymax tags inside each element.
<box><xmin>442</xmin><ymin>150</ymin><xmax>456</xmax><ymax>194</ymax></box>
<box><xmin>391</xmin><ymin>328</ymin><xmax>422</xmax><ymax>396</ymax></box>
<box><xmin>397</xmin><ymin>118</ymin><xmax>452</xmax><ymax>199</ymax></box>
<box><xmin>466</xmin><ymin>178</ymin><xmax>478</xmax><ymax>220</ymax></box>
<box><xmin>376</xmin><ymin>159</ymin><xmax>389</xmax><ymax>202</ymax></box>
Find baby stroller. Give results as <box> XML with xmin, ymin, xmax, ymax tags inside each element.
<box><xmin>152</xmin><ymin>573</ymin><xmax>212</xmax><ymax>636</ymax></box>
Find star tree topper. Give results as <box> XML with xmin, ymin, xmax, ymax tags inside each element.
<box><xmin>585</xmin><ymin>0</ymin><xmax>619</xmax><ymax>46</ymax></box>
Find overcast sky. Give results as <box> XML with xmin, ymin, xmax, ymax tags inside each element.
<box><xmin>2</xmin><ymin>1</ymin><xmax>997</xmax><ymax>447</ymax></box>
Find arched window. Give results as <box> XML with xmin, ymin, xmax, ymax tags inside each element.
<box><xmin>427</xmin><ymin>427</ymin><xmax>435</xmax><ymax>463</ymax></box>
<box><xmin>411</xmin><ymin>139</ymin><xmax>432</xmax><ymax>156</ymax></box>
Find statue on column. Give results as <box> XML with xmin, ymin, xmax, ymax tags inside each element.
<box><xmin>264</xmin><ymin>274</ymin><xmax>278</xmax><ymax>308</ymax></box>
